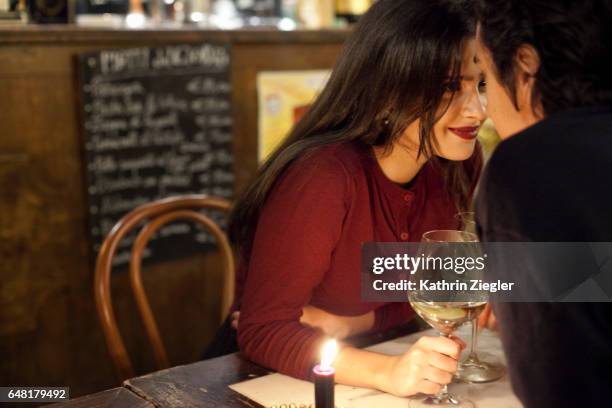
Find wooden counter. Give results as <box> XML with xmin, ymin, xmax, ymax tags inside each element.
<box><xmin>0</xmin><ymin>26</ymin><xmax>348</xmax><ymax>396</ymax></box>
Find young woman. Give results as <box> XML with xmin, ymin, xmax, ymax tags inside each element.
<box><xmin>228</xmin><ymin>0</ymin><xmax>486</xmax><ymax>397</ymax></box>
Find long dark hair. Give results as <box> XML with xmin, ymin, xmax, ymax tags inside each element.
<box><xmin>230</xmin><ymin>0</ymin><xmax>476</xmax><ymax>252</ymax></box>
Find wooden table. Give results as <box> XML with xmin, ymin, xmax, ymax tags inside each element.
<box><xmin>124</xmin><ymin>353</ymin><xmax>269</xmax><ymax>408</ymax></box>
<box><xmin>47</xmin><ymin>387</ymin><xmax>154</xmax><ymax>407</ymax></box>
<box><xmin>45</xmin><ymin>323</ymin><xmax>520</xmax><ymax>407</ymax></box>
<box><xmin>121</xmin><ymin>325</ymin><xmax>521</xmax><ymax>408</ymax></box>
<box><xmin>123</xmin><ymin>323</ymin><xmax>421</xmax><ymax>408</ymax></box>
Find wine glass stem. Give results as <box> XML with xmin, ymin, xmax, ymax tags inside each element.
<box><xmin>437</xmin><ymin>384</ymin><xmax>450</xmax><ymax>401</ymax></box>
<box><xmin>466</xmin><ymin>317</ymin><xmax>479</xmax><ymax>363</ymax></box>
<box><xmin>435</xmin><ymin>333</ymin><xmax>452</xmax><ymax>401</ymax></box>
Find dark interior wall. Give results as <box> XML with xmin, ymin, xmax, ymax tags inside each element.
<box><xmin>0</xmin><ymin>28</ymin><xmax>346</xmax><ymax>396</ymax></box>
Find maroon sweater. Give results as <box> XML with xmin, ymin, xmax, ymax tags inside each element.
<box><xmin>236</xmin><ymin>142</ymin><xmax>481</xmax><ymax>380</ymax></box>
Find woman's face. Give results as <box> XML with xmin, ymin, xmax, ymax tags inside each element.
<box><xmin>402</xmin><ymin>39</ymin><xmax>487</xmax><ymax>160</ymax></box>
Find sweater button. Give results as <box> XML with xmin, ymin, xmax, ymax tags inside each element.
<box><xmin>400</xmin><ymin>232</ymin><xmax>410</xmax><ymax>240</ymax></box>
<box><xmin>403</xmin><ymin>193</ymin><xmax>413</xmax><ymax>202</ymax></box>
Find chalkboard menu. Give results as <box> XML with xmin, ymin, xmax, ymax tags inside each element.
<box><xmin>78</xmin><ymin>44</ymin><xmax>233</xmax><ymax>267</ymax></box>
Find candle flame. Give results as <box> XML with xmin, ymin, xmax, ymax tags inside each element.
<box><xmin>320</xmin><ymin>339</ymin><xmax>338</xmax><ymax>371</ymax></box>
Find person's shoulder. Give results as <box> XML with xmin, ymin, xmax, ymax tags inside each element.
<box><xmin>477</xmin><ymin>122</ymin><xmax>546</xmax><ymax>203</ymax></box>
<box><xmin>292</xmin><ymin>142</ymin><xmax>369</xmax><ymax>179</ymax></box>
<box><xmin>307</xmin><ymin>142</ymin><xmax>368</xmax><ymax>164</ymax></box>
<box><xmin>490</xmin><ymin>120</ymin><xmax>550</xmax><ymax>163</ymax></box>
<box><xmin>481</xmin><ymin>106</ymin><xmax>612</xmax><ymax>203</ymax></box>
<box><xmin>484</xmin><ymin>114</ymin><xmax>563</xmax><ymax>182</ymax></box>
<box><xmin>492</xmin><ymin>106</ymin><xmax>612</xmax><ymax>165</ymax></box>
<box><xmin>478</xmin><ymin>108</ymin><xmax>612</xmax><ymax>240</ymax></box>
<box><xmin>278</xmin><ymin>143</ymin><xmax>368</xmax><ymax>198</ymax></box>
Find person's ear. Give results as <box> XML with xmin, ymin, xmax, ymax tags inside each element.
<box><xmin>514</xmin><ymin>45</ymin><xmax>542</xmax><ymax>117</ymax></box>
<box><xmin>515</xmin><ymin>44</ymin><xmax>540</xmax><ymax>79</ymax></box>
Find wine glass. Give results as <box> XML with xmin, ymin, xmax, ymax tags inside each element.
<box><xmin>408</xmin><ymin>230</ymin><xmax>486</xmax><ymax>408</ymax></box>
<box><xmin>454</xmin><ymin>211</ymin><xmax>477</xmax><ymax>234</ymax></box>
<box><xmin>454</xmin><ymin>212</ymin><xmax>506</xmax><ymax>383</ymax></box>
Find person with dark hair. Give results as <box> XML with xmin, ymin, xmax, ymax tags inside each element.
<box><xmin>208</xmin><ymin>0</ymin><xmax>487</xmax><ymax>397</ymax></box>
<box><xmin>474</xmin><ymin>0</ymin><xmax>612</xmax><ymax>406</ymax></box>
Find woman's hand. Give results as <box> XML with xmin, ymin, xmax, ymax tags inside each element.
<box><xmin>375</xmin><ymin>335</ymin><xmax>465</xmax><ymax>397</ymax></box>
<box><xmin>231</xmin><ymin>306</ymin><xmax>374</xmax><ymax>339</ymax></box>
<box><xmin>478</xmin><ymin>304</ymin><xmax>498</xmax><ymax>331</ymax></box>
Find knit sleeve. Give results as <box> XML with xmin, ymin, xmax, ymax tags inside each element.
<box><xmin>237</xmin><ymin>153</ymin><xmax>351</xmax><ymax>380</ymax></box>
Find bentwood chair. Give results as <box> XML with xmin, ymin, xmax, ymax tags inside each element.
<box><xmin>94</xmin><ymin>195</ymin><xmax>234</xmax><ymax>382</ymax></box>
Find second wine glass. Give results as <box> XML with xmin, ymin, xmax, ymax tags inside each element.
<box><xmin>454</xmin><ymin>212</ymin><xmax>505</xmax><ymax>383</ymax></box>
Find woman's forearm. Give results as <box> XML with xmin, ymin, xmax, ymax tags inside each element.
<box><xmin>300</xmin><ymin>306</ymin><xmax>374</xmax><ymax>338</ymax></box>
<box><xmin>333</xmin><ymin>346</ymin><xmax>393</xmax><ymax>391</ymax></box>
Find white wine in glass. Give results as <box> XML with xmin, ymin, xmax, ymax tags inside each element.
<box><xmin>412</xmin><ymin>301</ymin><xmax>486</xmax><ymax>335</ymax></box>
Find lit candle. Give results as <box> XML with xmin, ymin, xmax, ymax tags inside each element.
<box><xmin>313</xmin><ymin>339</ymin><xmax>337</xmax><ymax>408</ymax></box>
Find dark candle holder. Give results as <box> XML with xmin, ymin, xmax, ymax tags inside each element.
<box><xmin>313</xmin><ymin>364</ymin><xmax>335</xmax><ymax>408</ymax></box>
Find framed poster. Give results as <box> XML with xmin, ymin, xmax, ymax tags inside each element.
<box><xmin>257</xmin><ymin>70</ymin><xmax>330</xmax><ymax>162</ymax></box>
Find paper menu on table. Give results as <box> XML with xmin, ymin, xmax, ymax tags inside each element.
<box><xmin>229</xmin><ymin>328</ymin><xmax>523</xmax><ymax>408</ymax></box>
<box><xmin>229</xmin><ymin>374</ymin><xmax>380</xmax><ymax>407</ymax></box>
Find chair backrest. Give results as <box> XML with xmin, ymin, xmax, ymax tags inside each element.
<box><xmin>94</xmin><ymin>195</ymin><xmax>234</xmax><ymax>382</ymax></box>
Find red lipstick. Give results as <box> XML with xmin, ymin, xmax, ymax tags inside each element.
<box><xmin>449</xmin><ymin>126</ymin><xmax>479</xmax><ymax>140</ymax></box>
